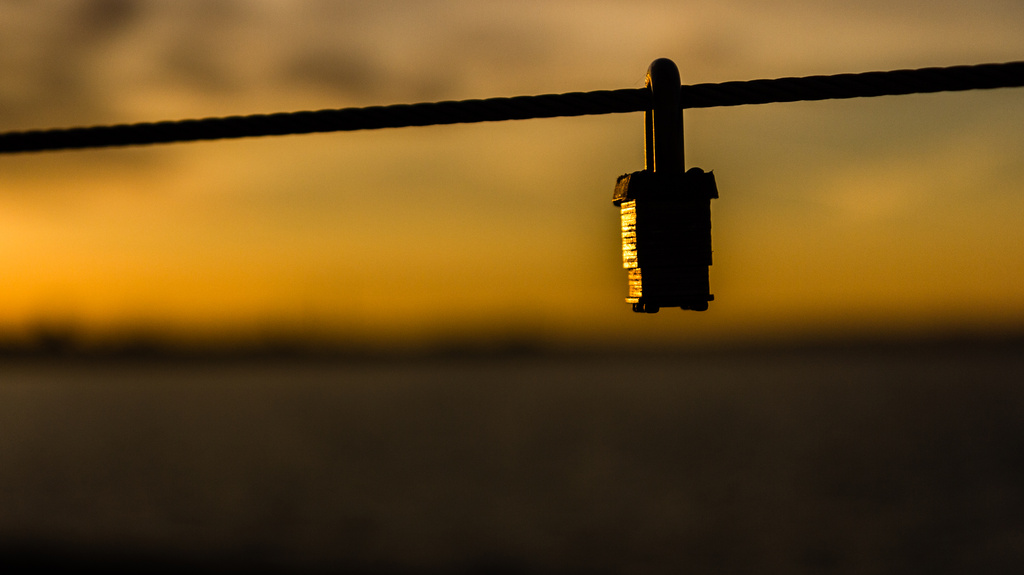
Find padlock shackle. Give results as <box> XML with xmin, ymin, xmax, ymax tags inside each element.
<box><xmin>644</xmin><ymin>59</ymin><xmax>684</xmax><ymax>175</ymax></box>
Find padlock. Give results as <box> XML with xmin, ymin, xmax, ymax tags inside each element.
<box><xmin>613</xmin><ymin>58</ymin><xmax>718</xmax><ymax>313</ymax></box>
<box><xmin>613</xmin><ymin>168</ymin><xmax>717</xmax><ymax>312</ymax></box>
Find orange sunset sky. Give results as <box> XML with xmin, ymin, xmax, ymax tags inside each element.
<box><xmin>1</xmin><ymin>0</ymin><xmax>1023</xmax><ymax>348</ymax></box>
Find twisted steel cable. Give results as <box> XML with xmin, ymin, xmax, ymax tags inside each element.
<box><xmin>680</xmin><ymin>61</ymin><xmax>1024</xmax><ymax>108</ymax></box>
<box><xmin>1</xmin><ymin>61</ymin><xmax>1022</xmax><ymax>154</ymax></box>
<box><xmin>0</xmin><ymin>89</ymin><xmax>650</xmax><ymax>155</ymax></box>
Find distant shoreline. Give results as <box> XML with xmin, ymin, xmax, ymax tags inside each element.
<box><xmin>1</xmin><ymin>327</ymin><xmax>1022</xmax><ymax>363</ymax></box>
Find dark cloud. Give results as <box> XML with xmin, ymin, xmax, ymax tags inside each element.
<box><xmin>0</xmin><ymin>1</ymin><xmax>141</xmax><ymax>128</ymax></box>
<box><xmin>279</xmin><ymin>51</ymin><xmax>380</xmax><ymax>98</ymax></box>
<box><xmin>75</xmin><ymin>0</ymin><xmax>139</xmax><ymax>38</ymax></box>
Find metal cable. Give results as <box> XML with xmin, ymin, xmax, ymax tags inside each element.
<box><xmin>680</xmin><ymin>61</ymin><xmax>1024</xmax><ymax>108</ymax></box>
<box><xmin>1</xmin><ymin>61</ymin><xmax>1021</xmax><ymax>154</ymax></box>
<box><xmin>0</xmin><ymin>89</ymin><xmax>650</xmax><ymax>154</ymax></box>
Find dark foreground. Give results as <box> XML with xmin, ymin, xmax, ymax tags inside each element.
<box><xmin>1</xmin><ymin>339</ymin><xmax>1022</xmax><ymax>574</ymax></box>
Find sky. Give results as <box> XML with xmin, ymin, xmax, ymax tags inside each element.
<box><xmin>1</xmin><ymin>0</ymin><xmax>1023</xmax><ymax>349</ymax></box>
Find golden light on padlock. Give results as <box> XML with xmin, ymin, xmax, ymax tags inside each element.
<box><xmin>613</xmin><ymin>59</ymin><xmax>718</xmax><ymax>314</ymax></box>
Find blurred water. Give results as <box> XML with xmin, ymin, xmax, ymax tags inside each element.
<box><xmin>1</xmin><ymin>345</ymin><xmax>1023</xmax><ymax>573</ymax></box>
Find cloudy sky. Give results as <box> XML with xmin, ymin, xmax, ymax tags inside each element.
<box><xmin>1</xmin><ymin>0</ymin><xmax>1023</xmax><ymax>348</ymax></box>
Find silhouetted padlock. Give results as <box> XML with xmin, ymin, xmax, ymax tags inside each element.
<box><xmin>613</xmin><ymin>168</ymin><xmax>717</xmax><ymax>312</ymax></box>
<box><xmin>614</xmin><ymin>58</ymin><xmax>718</xmax><ymax>313</ymax></box>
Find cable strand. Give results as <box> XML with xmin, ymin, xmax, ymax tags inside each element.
<box><xmin>680</xmin><ymin>61</ymin><xmax>1024</xmax><ymax>108</ymax></box>
<box><xmin>1</xmin><ymin>61</ymin><xmax>1022</xmax><ymax>154</ymax></box>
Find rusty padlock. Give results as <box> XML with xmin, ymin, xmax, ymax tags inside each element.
<box><xmin>613</xmin><ymin>59</ymin><xmax>718</xmax><ymax>313</ymax></box>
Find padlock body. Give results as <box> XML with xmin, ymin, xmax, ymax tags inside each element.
<box><xmin>614</xmin><ymin>168</ymin><xmax>717</xmax><ymax>312</ymax></box>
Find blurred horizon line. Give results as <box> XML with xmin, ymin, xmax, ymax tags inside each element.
<box><xmin>2</xmin><ymin>322</ymin><xmax>1022</xmax><ymax>362</ymax></box>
